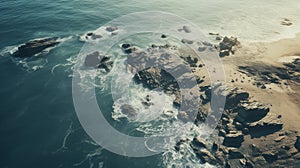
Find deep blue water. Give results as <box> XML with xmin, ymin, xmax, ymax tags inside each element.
<box><xmin>1</xmin><ymin>0</ymin><xmax>300</xmax><ymax>168</ymax></box>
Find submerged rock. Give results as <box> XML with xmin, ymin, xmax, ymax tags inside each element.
<box><xmin>181</xmin><ymin>39</ymin><xmax>194</xmax><ymax>44</ymax></box>
<box><xmin>106</xmin><ymin>26</ymin><xmax>118</xmax><ymax>32</ymax></box>
<box><xmin>120</xmin><ymin>104</ymin><xmax>137</xmax><ymax>117</ymax></box>
<box><xmin>182</xmin><ymin>26</ymin><xmax>191</xmax><ymax>33</ymax></box>
<box><xmin>84</xmin><ymin>51</ymin><xmax>113</xmax><ymax>72</ymax></box>
<box><xmin>13</xmin><ymin>37</ymin><xmax>60</xmax><ymax>58</ymax></box>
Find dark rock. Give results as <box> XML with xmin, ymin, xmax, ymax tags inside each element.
<box><xmin>161</xmin><ymin>34</ymin><xmax>167</xmax><ymax>38</ymax></box>
<box><xmin>228</xmin><ymin>148</ymin><xmax>244</xmax><ymax>159</ymax></box>
<box><xmin>182</xmin><ymin>26</ymin><xmax>191</xmax><ymax>33</ymax></box>
<box><xmin>262</xmin><ymin>152</ymin><xmax>278</xmax><ymax>163</ymax></box>
<box><xmin>191</xmin><ymin>137</ymin><xmax>207</xmax><ymax>149</ymax></box>
<box><xmin>219</xmin><ymin>36</ymin><xmax>240</xmax><ymax>51</ymax></box>
<box><xmin>175</xmin><ymin>139</ymin><xmax>187</xmax><ymax>151</ymax></box>
<box><xmin>91</xmin><ymin>34</ymin><xmax>102</xmax><ymax>40</ymax></box>
<box><xmin>98</xmin><ymin>56</ymin><xmax>113</xmax><ymax>72</ymax></box>
<box><xmin>295</xmin><ymin>136</ymin><xmax>300</xmax><ymax>151</ymax></box>
<box><xmin>121</xmin><ymin>43</ymin><xmax>131</xmax><ymax>49</ymax></box>
<box><xmin>218</xmin><ymin>86</ymin><xmax>249</xmax><ymax>109</ymax></box>
<box><xmin>223</xmin><ymin>132</ymin><xmax>244</xmax><ymax>148</ymax></box>
<box><xmin>198</xmin><ymin>46</ymin><xmax>206</xmax><ymax>52</ymax></box>
<box><xmin>13</xmin><ymin>37</ymin><xmax>60</xmax><ymax>58</ymax></box>
<box><xmin>218</xmin><ymin>129</ymin><xmax>227</xmax><ymax>137</ymax></box>
<box><xmin>218</xmin><ymin>36</ymin><xmax>240</xmax><ymax>57</ymax></box>
<box><xmin>106</xmin><ymin>26</ymin><xmax>118</xmax><ymax>32</ymax></box>
<box><xmin>202</xmin><ymin>41</ymin><xmax>213</xmax><ymax>47</ymax></box>
<box><xmin>219</xmin><ymin>50</ymin><xmax>230</xmax><ymax>57</ymax></box>
<box><xmin>211</xmin><ymin>142</ymin><xmax>219</xmax><ymax>152</ymax></box>
<box><xmin>216</xmin><ymin>36</ymin><xmax>222</xmax><ymax>41</ymax></box>
<box><xmin>209</xmin><ymin>32</ymin><xmax>219</xmax><ymax>36</ymax></box>
<box><xmin>181</xmin><ymin>55</ymin><xmax>198</xmax><ymax>67</ymax></box>
<box><xmin>181</xmin><ymin>39</ymin><xmax>194</xmax><ymax>44</ymax></box>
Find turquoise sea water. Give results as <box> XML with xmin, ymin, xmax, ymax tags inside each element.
<box><xmin>0</xmin><ymin>1</ymin><xmax>300</xmax><ymax>168</ymax></box>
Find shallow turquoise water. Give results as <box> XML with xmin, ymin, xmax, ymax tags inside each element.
<box><xmin>0</xmin><ymin>1</ymin><xmax>300</xmax><ymax>168</ymax></box>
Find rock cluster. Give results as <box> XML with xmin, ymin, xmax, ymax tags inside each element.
<box><xmin>218</xmin><ymin>36</ymin><xmax>240</xmax><ymax>57</ymax></box>
<box><xmin>238</xmin><ymin>59</ymin><xmax>300</xmax><ymax>87</ymax></box>
<box><xmin>281</xmin><ymin>18</ymin><xmax>293</xmax><ymax>26</ymax></box>
<box><xmin>84</xmin><ymin>51</ymin><xmax>113</xmax><ymax>72</ymax></box>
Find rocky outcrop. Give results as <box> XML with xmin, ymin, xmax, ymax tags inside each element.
<box><xmin>84</xmin><ymin>51</ymin><xmax>113</xmax><ymax>72</ymax></box>
<box><xmin>237</xmin><ymin>102</ymin><xmax>270</xmax><ymax>122</ymax></box>
<box><xmin>195</xmin><ymin>149</ymin><xmax>218</xmax><ymax>165</ymax></box>
<box><xmin>247</xmin><ymin>113</ymin><xmax>283</xmax><ymax>138</ymax></box>
<box><xmin>85</xmin><ymin>32</ymin><xmax>103</xmax><ymax>40</ymax></box>
<box><xmin>218</xmin><ymin>36</ymin><xmax>240</xmax><ymax>57</ymax></box>
<box><xmin>222</xmin><ymin>131</ymin><xmax>244</xmax><ymax>148</ymax></box>
<box><xmin>200</xmin><ymin>85</ymin><xmax>249</xmax><ymax>109</ymax></box>
<box><xmin>13</xmin><ymin>37</ymin><xmax>60</xmax><ymax>58</ymax></box>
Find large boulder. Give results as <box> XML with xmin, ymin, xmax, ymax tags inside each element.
<box><xmin>222</xmin><ymin>131</ymin><xmax>244</xmax><ymax>148</ymax></box>
<box><xmin>13</xmin><ymin>37</ymin><xmax>60</xmax><ymax>58</ymax></box>
<box><xmin>202</xmin><ymin>85</ymin><xmax>249</xmax><ymax>109</ymax></box>
<box><xmin>237</xmin><ymin>102</ymin><xmax>270</xmax><ymax>122</ymax></box>
<box><xmin>228</xmin><ymin>148</ymin><xmax>245</xmax><ymax>159</ymax></box>
<box><xmin>191</xmin><ymin>137</ymin><xmax>208</xmax><ymax>149</ymax></box>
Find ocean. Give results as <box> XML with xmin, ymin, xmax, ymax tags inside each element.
<box><xmin>0</xmin><ymin>0</ymin><xmax>299</xmax><ymax>168</ymax></box>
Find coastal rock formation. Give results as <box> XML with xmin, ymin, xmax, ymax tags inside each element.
<box><xmin>237</xmin><ymin>102</ymin><xmax>270</xmax><ymax>122</ymax></box>
<box><xmin>218</xmin><ymin>36</ymin><xmax>240</xmax><ymax>57</ymax></box>
<box><xmin>247</xmin><ymin>113</ymin><xmax>283</xmax><ymax>138</ymax></box>
<box><xmin>238</xmin><ymin>59</ymin><xmax>300</xmax><ymax>88</ymax></box>
<box><xmin>222</xmin><ymin>131</ymin><xmax>244</xmax><ymax>148</ymax></box>
<box><xmin>13</xmin><ymin>37</ymin><xmax>60</xmax><ymax>58</ymax></box>
<box><xmin>84</xmin><ymin>51</ymin><xmax>113</xmax><ymax>72</ymax></box>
